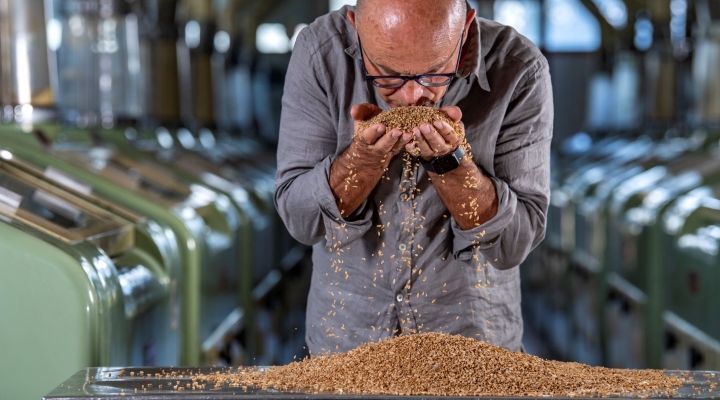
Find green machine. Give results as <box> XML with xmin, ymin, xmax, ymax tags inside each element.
<box><xmin>0</xmin><ymin>133</ymin><xmax>243</xmax><ymax>366</ymax></box>
<box><xmin>658</xmin><ymin>185</ymin><xmax>720</xmax><ymax>370</ymax></box>
<box><xmin>555</xmin><ymin>131</ymin><xmax>699</xmax><ymax>365</ymax></box>
<box><xmin>160</xmin><ymin>0</ymin><xmax>285</xmax><ymax>284</ymax></box>
<box><xmin>539</xmin><ymin>136</ymin><xmax>637</xmax><ymax>359</ymax></box>
<box><xmin>112</xmin><ymin>129</ymin><xmax>272</xmax><ymax>284</ymax></box>
<box><xmin>61</xmin><ymin>126</ymin><xmax>266</xmax><ymax>359</ymax></box>
<box><xmin>649</xmin><ymin>16</ymin><xmax>720</xmax><ymax>370</ymax></box>
<box><xmin>0</xmin><ymin>154</ymin><xmax>180</xmax><ymax>400</ymax></box>
<box><xmin>566</xmin><ymin>136</ymin><xmax>691</xmax><ymax>366</ymax></box>
<box><xmin>564</xmin><ymin>132</ymin><xmax>701</xmax><ymax>367</ymax></box>
<box><xmin>69</xmin><ymin>0</ymin><xmax>282</xmax><ymax>289</ymax></box>
<box><xmin>601</xmin><ymin>136</ymin><xmax>720</xmax><ymax>369</ymax></box>
<box><xmin>15</xmin><ymin>0</ymin><xmax>248</xmax><ymax>365</ymax></box>
<box><xmin>547</xmin><ymin>136</ymin><xmax>660</xmax><ymax>361</ymax></box>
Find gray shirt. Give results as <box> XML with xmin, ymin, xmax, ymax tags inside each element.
<box><xmin>275</xmin><ymin>6</ymin><xmax>553</xmax><ymax>356</ymax></box>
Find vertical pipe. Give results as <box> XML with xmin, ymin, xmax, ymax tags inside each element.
<box><xmin>0</xmin><ymin>0</ymin><xmax>12</xmax><ymax>109</ymax></box>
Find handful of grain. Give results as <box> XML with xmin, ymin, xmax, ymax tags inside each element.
<box><xmin>356</xmin><ymin>106</ymin><xmax>464</xmax><ymax>156</ymax></box>
<box><xmin>198</xmin><ymin>333</ymin><xmax>684</xmax><ymax>397</ymax></box>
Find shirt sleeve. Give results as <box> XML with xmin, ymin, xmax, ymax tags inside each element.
<box><xmin>274</xmin><ymin>32</ymin><xmax>374</xmax><ymax>248</ymax></box>
<box><xmin>452</xmin><ymin>58</ymin><xmax>553</xmax><ymax>269</ymax></box>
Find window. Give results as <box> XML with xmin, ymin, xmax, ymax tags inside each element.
<box><xmin>494</xmin><ymin>0</ymin><xmax>602</xmax><ymax>52</ymax></box>
<box><xmin>494</xmin><ymin>0</ymin><xmax>542</xmax><ymax>46</ymax></box>
<box><xmin>329</xmin><ymin>0</ymin><xmax>356</xmax><ymax>12</ymax></box>
<box><xmin>545</xmin><ymin>0</ymin><xmax>601</xmax><ymax>52</ymax></box>
<box><xmin>256</xmin><ymin>23</ymin><xmax>290</xmax><ymax>54</ymax></box>
<box><xmin>255</xmin><ymin>23</ymin><xmax>308</xmax><ymax>53</ymax></box>
<box><xmin>592</xmin><ymin>0</ymin><xmax>627</xmax><ymax>28</ymax></box>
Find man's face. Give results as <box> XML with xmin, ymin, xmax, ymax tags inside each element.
<box><xmin>349</xmin><ymin>6</ymin><xmax>474</xmax><ymax>108</ymax></box>
<box><xmin>360</xmin><ymin>36</ymin><xmax>463</xmax><ymax>108</ymax></box>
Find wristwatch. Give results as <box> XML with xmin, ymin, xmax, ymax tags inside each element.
<box><xmin>419</xmin><ymin>146</ymin><xmax>465</xmax><ymax>175</ymax></box>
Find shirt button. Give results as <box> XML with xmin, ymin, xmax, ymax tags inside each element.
<box><xmin>398</xmin><ymin>243</ymin><xmax>407</xmax><ymax>251</ymax></box>
<box><xmin>396</xmin><ymin>294</ymin><xmax>403</xmax><ymax>302</ymax></box>
<box><xmin>400</xmin><ymin>193</ymin><xmax>409</xmax><ymax>201</ymax></box>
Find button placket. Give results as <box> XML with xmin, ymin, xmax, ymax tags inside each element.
<box><xmin>398</xmin><ymin>159</ymin><xmax>421</xmax><ymax>333</ymax></box>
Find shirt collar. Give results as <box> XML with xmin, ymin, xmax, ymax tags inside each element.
<box><xmin>344</xmin><ymin>8</ymin><xmax>490</xmax><ymax>92</ymax></box>
<box><xmin>459</xmin><ymin>15</ymin><xmax>491</xmax><ymax>91</ymax></box>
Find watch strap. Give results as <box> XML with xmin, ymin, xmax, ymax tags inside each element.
<box><xmin>420</xmin><ymin>145</ymin><xmax>465</xmax><ymax>174</ymax></box>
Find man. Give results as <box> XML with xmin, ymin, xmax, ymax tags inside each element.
<box><xmin>275</xmin><ymin>0</ymin><xmax>553</xmax><ymax>355</ymax></box>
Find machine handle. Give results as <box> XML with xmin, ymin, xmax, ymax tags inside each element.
<box><xmin>88</xmin><ymin>129</ymin><xmax>105</xmax><ymax>147</ymax></box>
<box><xmin>32</xmin><ymin>128</ymin><xmax>51</xmax><ymax>148</ymax></box>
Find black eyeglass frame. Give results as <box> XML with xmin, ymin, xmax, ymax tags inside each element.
<box><xmin>357</xmin><ymin>30</ymin><xmax>465</xmax><ymax>89</ymax></box>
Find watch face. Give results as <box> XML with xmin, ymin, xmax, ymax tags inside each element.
<box><xmin>433</xmin><ymin>154</ymin><xmax>460</xmax><ymax>174</ymax></box>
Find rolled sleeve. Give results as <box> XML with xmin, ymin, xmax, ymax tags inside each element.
<box><xmin>313</xmin><ymin>156</ymin><xmax>374</xmax><ymax>250</ymax></box>
<box><xmin>274</xmin><ymin>30</ymin><xmax>373</xmax><ymax>248</ymax></box>
<box><xmin>451</xmin><ymin>176</ymin><xmax>516</xmax><ymax>261</ymax></box>
<box><xmin>453</xmin><ymin>58</ymin><xmax>553</xmax><ymax>269</ymax></box>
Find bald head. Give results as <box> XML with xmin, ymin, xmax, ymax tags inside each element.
<box><xmin>355</xmin><ymin>0</ymin><xmax>467</xmax><ymax>26</ymax></box>
<box><xmin>352</xmin><ymin>0</ymin><xmax>467</xmax><ymax>75</ymax></box>
<box><xmin>348</xmin><ymin>0</ymin><xmax>473</xmax><ymax>107</ymax></box>
<box><xmin>355</xmin><ymin>0</ymin><xmax>466</xmax><ymax>44</ymax></box>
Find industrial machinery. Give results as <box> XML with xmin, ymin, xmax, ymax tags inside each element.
<box><xmin>595</xmin><ymin>3</ymin><xmax>720</xmax><ymax>370</ymax></box>
<box><xmin>0</xmin><ymin>152</ymin><xmax>180</xmax><ymax>400</ymax></box>
<box><xmin>143</xmin><ymin>0</ymin><xmax>302</xmax><ymax>363</ymax></box>
<box><xmin>566</xmin><ymin>134</ymin><xmax>694</xmax><ymax>366</ymax></box>
<box><xmin>0</xmin><ymin>132</ymin><xmax>245</xmax><ymax>367</ymax></box>
<box><xmin>600</xmin><ymin>133</ymin><xmax>720</xmax><ymax>367</ymax></box>
<box><xmin>546</xmin><ymin>135</ymin><xmax>662</xmax><ymax>362</ymax></box>
<box><xmin>169</xmin><ymin>0</ymin><xmax>286</xmax><ymax>285</ymax></box>
<box><xmin>532</xmin><ymin>0</ymin><xmax>720</xmax><ymax>370</ymax></box>
<box><xmin>539</xmin><ymin>136</ymin><xmax>636</xmax><ymax>360</ymax></box>
<box><xmin>82</xmin><ymin>0</ymin><xmax>285</xmax><ymax>289</ymax></box>
<box><xmin>659</xmin><ymin>184</ymin><xmax>720</xmax><ymax>370</ymax></box>
<box><xmin>0</xmin><ymin>2</ymin><xmax>245</xmax><ymax>364</ymax></box>
<box><xmin>1</xmin><ymin>0</ymin><xmax>247</xmax><ymax>367</ymax></box>
<box><xmin>562</xmin><ymin>134</ymin><xmax>720</xmax><ymax>368</ymax></box>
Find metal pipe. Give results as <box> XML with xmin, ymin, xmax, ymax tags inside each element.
<box><xmin>0</xmin><ymin>0</ymin><xmax>53</xmax><ymax>122</ymax></box>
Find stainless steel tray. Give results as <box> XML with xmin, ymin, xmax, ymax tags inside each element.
<box><xmin>43</xmin><ymin>367</ymin><xmax>720</xmax><ymax>400</ymax></box>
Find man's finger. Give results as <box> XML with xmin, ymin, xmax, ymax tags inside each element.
<box><xmin>374</xmin><ymin>128</ymin><xmax>402</xmax><ymax>152</ymax></box>
<box><xmin>351</xmin><ymin>103</ymin><xmax>383</xmax><ymax>121</ymax></box>
<box><xmin>405</xmin><ymin>128</ymin><xmax>421</xmax><ymax>153</ymax></box>
<box><xmin>415</xmin><ymin>129</ymin><xmax>437</xmax><ymax>159</ymax></box>
<box><xmin>433</xmin><ymin>120</ymin><xmax>456</xmax><ymax>139</ymax></box>
<box><xmin>439</xmin><ymin>106</ymin><xmax>462</xmax><ymax>122</ymax></box>
<box><xmin>390</xmin><ymin>132</ymin><xmax>413</xmax><ymax>154</ymax></box>
<box><xmin>436</xmin><ymin>121</ymin><xmax>465</xmax><ymax>147</ymax></box>
<box><xmin>423</xmin><ymin>126</ymin><xmax>450</xmax><ymax>152</ymax></box>
<box><xmin>358</xmin><ymin>123</ymin><xmax>386</xmax><ymax>144</ymax></box>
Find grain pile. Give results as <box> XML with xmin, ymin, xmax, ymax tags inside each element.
<box><xmin>198</xmin><ymin>333</ymin><xmax>684</xmax><ymax>397</ymax></box>
<box><xmin>356</xmin><ymin>106</ymin><xmax>466</xmax><ymax>156</ymax></box>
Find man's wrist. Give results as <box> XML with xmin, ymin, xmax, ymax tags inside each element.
<box><xmin>421</xmin><ymin>146</ymin><xmax>465</xmax><ymax>175</ymax></box>
<box><xmin>349</xmin><ymin>139</ymin><xmax>392</xmax><ymax>171</ymax></box>
<box><xmin>428</xmin><ymin>155</ymin><xmax>472</xmax><ymax>178</ymax></box>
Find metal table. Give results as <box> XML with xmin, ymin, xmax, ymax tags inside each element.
<box><xmin>44</xmin><ymin>367</ymin><xmax>720</xmax><ymax>400</ymax></box>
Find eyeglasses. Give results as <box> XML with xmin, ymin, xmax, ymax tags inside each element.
<box><xmin>357</xmin><ymin>30</ymin><xmax>464</xmax><ymax>89</ymax></box>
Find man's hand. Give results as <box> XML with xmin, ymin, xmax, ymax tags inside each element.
<box><xmin>351</xmin><ymin>103</ymin><xmax>413</xmax><ymax>163</ymax></box>
<box><xmin>405</xmin><ymin>106</ymin><xmax>465</xmax><ymax>161</ymax></box>
<box><xmin>329</xmin><ymin>104</ymin><xmax>412</xmax><ymax>218</ymax></box>
<box><xmin>406</xmin><ymin>106</ymin><xmax>498</xmax><ymax>230</ymax></box>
